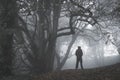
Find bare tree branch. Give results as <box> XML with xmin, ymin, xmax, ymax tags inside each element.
<box><xmin>57</xmin><ymin>31</ymin><xmax>73</xmax><ymax>37</ymax></box>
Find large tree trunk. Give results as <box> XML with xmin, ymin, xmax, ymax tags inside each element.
<box><xmin>26</xmin><ymin>0</ymin><xmax>61</xmax><ymax>74</ymax></box>
<box><xmin>44</xmin><ymin>0</ymin><xmax>61</xmax><ymax>72</ymax></box>
<box><xmin>0</xmin><ymin>0</ymin><xmax>17</xmax><ymax>75</ymax></box>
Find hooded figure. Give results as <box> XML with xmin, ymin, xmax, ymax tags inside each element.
<box><xmin>75</xmin><ymin>46</ymin><xmax>84</xmax><ymax>69</ymax></box>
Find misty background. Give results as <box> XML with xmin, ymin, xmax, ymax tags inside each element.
<box><xmin>0</xmin><ymin>0</ymin><xmax>120</xmax><ymax>77</ymax></box>
<box><xmin>56</xmin><ymin>19</ymin><xmax>120</xmax><ymax>69</ymax></box>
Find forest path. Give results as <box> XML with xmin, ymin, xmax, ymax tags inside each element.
<box><xmin>34</xmin><ymin>63</ymin><xmax>120</xmax><ymax>80</ymax></box>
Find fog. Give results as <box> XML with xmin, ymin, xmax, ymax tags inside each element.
<box><xmin>55</xmin><ymin>9</ymin><xmax>120</xmax><ymax>70</ymax></box>
<box><xmin>56</xmin><ymin>36</ymin><xmax>120</xmax><ymax>70</ymax></box>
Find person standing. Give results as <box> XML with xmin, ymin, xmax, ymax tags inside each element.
<box><xmin>75</xmin><ymin>46</ymin><xmax>84</xmax><ymax>69</ymax></box>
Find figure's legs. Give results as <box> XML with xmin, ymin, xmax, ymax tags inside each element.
<box><xmin>80</xmin><ymin>57</ymin><xmax>84</xmax><ymax>70</ymax></box>
<box><xmin>75</xmin><ymin>58</ymin><xmax>79</xmax><ymax>69</ymax></box>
